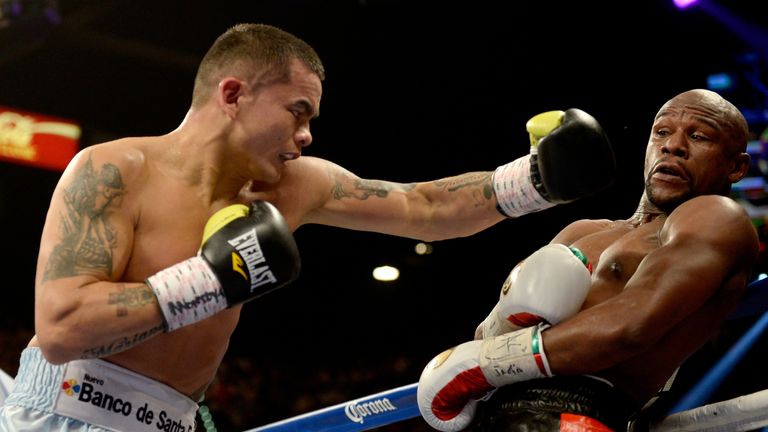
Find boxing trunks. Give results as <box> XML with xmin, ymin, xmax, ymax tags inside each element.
<box><xmin>0</xmin><ymin>369</ymin><xmax>14</xmax><ymax>408</ymax></box>
<box><xmin>471</xmin><ymin>376</ymin><xmax>640</xmax><ymax>432</ymax></box>
<box><xmin>0</xmin><ymin>347</ymin><xmax>197</xmax><ymax>432</ymax></box>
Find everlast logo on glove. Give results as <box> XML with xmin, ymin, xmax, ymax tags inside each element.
<box><xmin>148</xmin><ymin>201</ymin><xmax>300</xmax><ymax>331</ymax></box>
<box><xmin>227</xmin><ymin>228</ymin><xmax>277</xmax><ymax>292</ymax></box>
<box><xmin>198</xmin><ymin>200</ymin><xmax>301</xmax><ymax>305</ymax></box>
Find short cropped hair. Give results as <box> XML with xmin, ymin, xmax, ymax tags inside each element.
<box><xmin>190</xmin><ymin>23</ymin><xmax>325</xmax><ymax>108</ymax></box>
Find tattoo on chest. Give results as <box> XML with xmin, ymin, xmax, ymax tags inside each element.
<box><xmin>43</xmin><ymin>156</ymin><xmax>125</xmax><ymax>282</ymax></box>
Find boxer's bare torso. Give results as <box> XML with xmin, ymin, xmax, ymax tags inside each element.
<box><xmin>550</xmin><ymin>196</ymin><xmax>755</xmax><ymax>402</ymax></box>
<box><xmin>30</xmin><ymin>136</ymin><xmax>325</xmax><ymax>400</ymax></box>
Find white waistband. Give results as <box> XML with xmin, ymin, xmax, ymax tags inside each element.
<box><xmin>11</xmin><ymin>347</ymin><xmax>197</xmax><ymax>432</ymax></box>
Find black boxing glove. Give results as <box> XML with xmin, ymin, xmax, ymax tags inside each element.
<box><xmin>533</xmin><ymin>108</ymin><xmax>615</xmax><ymax>203</ymax></box>
<box><xmin>147</xmin><ymin>200</ymin><xmax>300</xmax><ymax>331</ymax></box>
<box><xmin>493</xmin><ymin>109</ymin><xmax>615</xmax><ymax>217</ymax></box>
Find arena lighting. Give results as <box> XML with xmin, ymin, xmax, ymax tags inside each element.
<box><xmin>414</xmin><ymin>242</ymin><xmax>433</xmax><ymax>255</ymax></box>
<box><xmin>372</xmin><ymin>265</ymin><xmax>399</xmax><ymax>282</ymax></box>
<box><xmin>707</xmin><ymin>72</ymin><xmax>734</xmax><ymax>91</ymax></box>
<box><xmin>0</xmin><ymin>0</ymin><xmax>60</xmax><ymax>28</ymax></box>
<box><xmin>672</xmin><ymin>0</ymin><xmax>699</xmax><ymax>10</ymax></box>
<box><xmin>0</xmin><ymin>105</ymin><xmax>80</xmax><ymax>171</ymax></box>
<box><xmin>695</xmin><ymin>0</ymin><xmax>768</xmax><ymax>63</ymax></box>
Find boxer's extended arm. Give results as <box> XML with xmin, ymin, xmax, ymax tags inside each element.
<box><xmin>35</xmin><ymin>148</ymin><xmax>161</xmax><ymax>364</ymax></box>
<box><xmin>294</xmin><ymin>156</ymin><xmax>499</xmax><ymax>240</ymax></box>
<box><xmin>543</xmin><ymin>195</ymin><xmax>759</xmax><ymax>374</ymax></box>
<box><xmin>300</xmin><ymin>109</ymin><xmax>615</xmax><ymax>241</ymax></box>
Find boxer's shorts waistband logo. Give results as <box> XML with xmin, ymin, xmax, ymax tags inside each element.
<box><xmin>54</xmin><ymin>360</ymin><xmax>197</xmax><ymax>432</ymax></box>
<box><xmin>61</xmin><ymin>374</ymin><xmax>136</xmax><ymax>417</ymax></box>
<box><xmin>61</xmin><ymin>379</ymin><xmax>80</xmax><ymax>396</ymax></box>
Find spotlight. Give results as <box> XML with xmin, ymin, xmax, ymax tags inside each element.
<box><xmin>706</xmin><ymin>72</ymin><xmax>734</xmax><ymax>91</ymax></box>
<box><xmin>372</xmin><ymin>265</ymin><xmax>399</xmax><ymax>282</ymax></box>
<box><xmin>673</xmin><ymin>0</ymin><xmax>699</xmax><ymax>10</ymax></box>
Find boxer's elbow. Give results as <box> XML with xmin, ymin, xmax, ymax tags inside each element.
<box><xmin>35</xmin><ymin>299</ymin><xmax>88</xmax><ymax>364</ymax></box>
<box><xmin>36</xmin><ymin>325</ymin><xmax>82</xmax><ymax>364</ymax></box>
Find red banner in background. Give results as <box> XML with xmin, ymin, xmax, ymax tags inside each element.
<box><xmin>0</xmin><ymin>105</ymin><xmax>81</xmax><ymax>171</ymax></box>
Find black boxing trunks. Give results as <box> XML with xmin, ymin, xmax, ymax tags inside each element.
<box><xmin>471</xmin><ymin>375</ymin><xmax>640</xmax><ymax>432</ymax></box>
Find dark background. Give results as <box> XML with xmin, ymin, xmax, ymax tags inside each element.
<box><xmin>1</xmin><ymin>0</ymin><xmax>768</xmax><ymax>430</ymax></box>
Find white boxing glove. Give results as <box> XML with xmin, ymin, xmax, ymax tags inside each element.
<box><xmin>418</xmin><ymin>325</ymin><xmax>552</xmax><ymax>431</ymax></box>
<box><xmin>475</xmin><ymin>244</ymin><xmax>591</xmax><ymax>340</ymax></box>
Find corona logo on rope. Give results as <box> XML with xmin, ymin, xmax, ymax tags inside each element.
<box><xmin>344</xmin><ymin>397</ymin><xmax>398</xmax><ymax>424</ymax></box>
<box><xmin>0</xmin><ymin>105</ymin><xmax>80</xmax><ymax>171</ymax></box>
<box><xmin>61</xmin><ymin>379</ymin><xmax>81</xmax><ymax>396</ymax></box>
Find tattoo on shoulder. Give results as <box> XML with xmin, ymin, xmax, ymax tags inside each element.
<box><xmin>333</xmin><ymin>178</ymin><xmax>415</xmax><ymax>201</ymax></box>
<box><xmin>43</xmin><ymin>155</ymin><xmax>126</xmax><ymax>282</ymax></box>
<box><xmin>434</xmin><ymin>172</ymin><xmax>494</xmax><ymax>204</ymax></box>
<box><xmin>109</xmin><ymin>283</ymin><xmax>157</xmax><ymax>317</ymax></box>
<box><xmin>80</xmin><ymin>324</ymin><xmax>165</xmax><ymax>359</ymax></box>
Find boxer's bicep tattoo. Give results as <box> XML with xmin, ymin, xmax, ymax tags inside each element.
<box><xmin>43</xmin><ymin>155</ymin><xmax>126</xmax><ymax>282</ymax></box>
<box><xmin>80</xmin><ymin>323</ymin><xmax>165</xmax><ymax>359</ymax></box>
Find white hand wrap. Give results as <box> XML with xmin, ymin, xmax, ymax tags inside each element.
<box><xmin>418</xmin><ymin>325</ymin><xmax>554</xmax><ymax>432</ymax></box>
<box><xmin>147</xmin><ymin>256</ymin><xmax>228</xmax><ymax>331</ymax></box>
<box><xmin>479</xmin><ymin>324</ymin><xmax>552</xmax><ymax>387</ymax></box>
<box><xmin>492</xmin><ymin>155</ymin><xmax>555</xmax><ymax>218</ymax></box>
